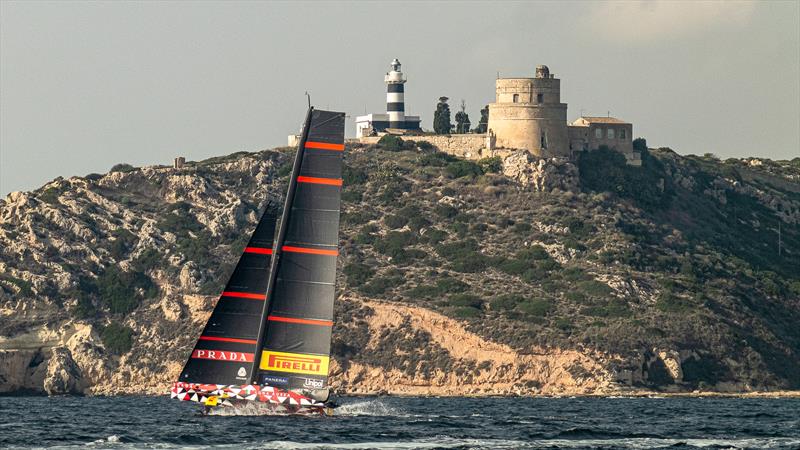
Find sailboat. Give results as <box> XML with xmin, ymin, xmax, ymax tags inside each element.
<box><xmin>170</xmin><ymin>107</ymin><xmax>346</xmax><ymax>415</ymax></box>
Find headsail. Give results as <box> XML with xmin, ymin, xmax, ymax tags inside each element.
<box><xmin>177</xmin><ymin>206</ymin><xmax>278</xmax><ymax>385</ymax></box>
<box><xmin>253</xmin><ymin>109</ymin><xmax>346</xmax><ymax>396</ymax></box>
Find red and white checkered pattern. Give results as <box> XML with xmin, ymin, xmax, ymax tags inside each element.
<box><xmin>170</xmin><ymin>382</ymin><xmax>325</xmax><ymax>409</ymax></box>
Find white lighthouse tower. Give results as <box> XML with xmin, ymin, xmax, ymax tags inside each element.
<box><xmin>355</xmin><ymin>58</ymin><xmax>421</xmax><ymax>137</ymax></box>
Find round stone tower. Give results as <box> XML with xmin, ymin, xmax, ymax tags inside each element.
<box><xmin>384</xmin><ymin>58</ymin><xmax>406</xmax><ymax>129</ymax></box>
<box><xmin>487</xmin><ymin>65</ymin><xmax>569</xmax><ymax>157</ymax></box>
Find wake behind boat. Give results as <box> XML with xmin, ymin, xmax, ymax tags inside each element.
<box><xmin>170</xmin><ymin>107</ymin><xmax>345</xmax><ymax>415</ymax></box>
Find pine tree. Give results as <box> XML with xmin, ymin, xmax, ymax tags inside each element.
<box><xmin>433</xmin><ymin>97</ymin><xmax>452</xmax><ymax>134</ymax></box>
<box><xmin>475</xmin><ymin>105</ymin><xmax>489</xmax><ymax>133</ymax></box>
<box><xmin>455</xmin><ymin>100</ymin><xmax>471</xmax><ymax>134</ymax></box>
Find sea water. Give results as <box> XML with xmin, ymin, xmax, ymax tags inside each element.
<box><xmin>0</xmin><ymin>396</ymin><xmax>798</xmax><ymax>449</ymax></box>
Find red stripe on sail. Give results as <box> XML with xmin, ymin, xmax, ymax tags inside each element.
<box><xmin>221</xmin><ymin>291</ymin><xmax>266</xmax><ymax>300</ymax></box>
<box><xmin>198</xmin><ymin>336</ymin><xmax>257</xmax><ymax>345</ymax></box>
<box><xmin>305</xmin><ymin>141</ymin><xmax>344</xmax><ymax>151</ymax></box>
<box><xmin>244</xmin><ymin>247</ymin><xmax>273</xmax><ymax>255</ymax></box>
<box><xmin>282</xmin><ymin>245</ymin><xmax>338</xmax><ymax>256</ymax></box>
<box><xmin>296</xmin><ymin>176</ymin><xmax>343</xmax><ymax>186</ymax></box>
<box><xmin>191</xmin><ymin>349</ymin><xmax>254</xmax><ymax>362</ymax></box>
<box><xmin>268</xmin><ymin>315</ymin><xmax>333</xmax><ymax>326</ymax></box>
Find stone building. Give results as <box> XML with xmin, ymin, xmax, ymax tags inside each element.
<box><xmin>568</xmin><ymin>117</ymin><xmax>640</xmax><ymax>165</ymax></box>
<box><xmin>488</xmin><ymin>65</ymin><xmax>570</xmax><ymax>158</ymax></box>
<box><xmin>488</xmin><ymin>65</ymin><xmax>639</xmax><ymax>164</ymax></box>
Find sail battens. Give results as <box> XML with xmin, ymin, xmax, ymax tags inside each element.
<box><xmin>199</xmin><ymin>336</ymin><xmax>258</xmax><ymax>345</ymax></box>
<box><xmin>244</xmin><ymin>247</ymin><xmax>273</xmax><ymax>255</ymax></box>
<box><xmin>267</xmin><ymin>315</ymin><xmax>333</xmax><ymax>326</ymax></box>
<box><xmin>304</xmin><ymin>141</ymin><xmax>344</xmax><ymax>151</ymax></box>
<box><xmin>296</xmin><ymin>176</ymin><xmax>343</xmax><ymax>186</ymax></box>
<box><xmin>221</xmin><ymin>291</ymin><xmax>267</xmax><ymax>300</ymax></box>
<box><xmin>281</xmin><ymin>245</ymin><xmax>338</xmax><ymax>256</ymax></box>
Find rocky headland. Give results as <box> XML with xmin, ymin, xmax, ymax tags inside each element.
<box><xmin>1</xmin><ymin>140</ymin><xmax>798</xmax><ymax>397</ymax></box>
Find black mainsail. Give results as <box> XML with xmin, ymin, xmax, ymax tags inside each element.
<box><xmin>172</xmin><ymin>107</ymin><xmax>345</xmax><ymax>410</ymax></box>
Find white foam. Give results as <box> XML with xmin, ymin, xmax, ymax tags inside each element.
<box><xmin>334</xmin><ymin>399</ymin><xmax>405</xmax><ymax>417</ymax></box>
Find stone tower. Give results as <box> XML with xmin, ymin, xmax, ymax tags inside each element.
<box><xmin>487</xmin><ymin>65</ymin><xmax>569</xmax><ymax>157</ymax></box>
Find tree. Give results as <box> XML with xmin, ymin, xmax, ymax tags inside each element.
<box><xmin>633</xmin><ymin>137</ymin><xmax>647</xmax><ymax>152</ymax></box>
<box><xmin>474</xmin><ymin>105</ymin><xmax>489</xmax><ymax>133</ymax></box>
<box><xmin>454</xmin><ymin>100</ymin><xmax>471</xmax><ymax>134</ymax></box>
<box><xmin>433</xmin><ymin>97</ymin><xmax>452</xmax><ymax>134</ymax></box>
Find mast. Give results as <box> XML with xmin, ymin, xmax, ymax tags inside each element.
<box><xmin>249</xmin><ymin>107</ymin><xmax>314</xmax><ymax>383</ymax></box>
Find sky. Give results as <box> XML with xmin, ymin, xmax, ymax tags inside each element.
<box><xmin>1</xmin><ymin>1</ymin><xmax>798</xmax><ymax>196</ymax></box>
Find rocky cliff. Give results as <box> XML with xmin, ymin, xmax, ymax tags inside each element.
<box><xmin>1</xmin><ymin>141</ymin><xmax>798</xmax><ymax>396</ymax></box>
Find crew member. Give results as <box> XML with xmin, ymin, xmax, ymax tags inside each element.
<box><xmin>202</xmin><ymin>395</ymin><xmax>218</xmax><ymax>415</ymax></box>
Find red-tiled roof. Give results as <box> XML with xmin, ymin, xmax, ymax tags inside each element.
<box><xmin>578</xmin><ymin>116</ymin><xmax>628</xmax><ymax>124</ymax></box>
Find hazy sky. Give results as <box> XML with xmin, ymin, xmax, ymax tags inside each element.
<box><xmin>1</xmin><ymin>1</ymin><xmax>798</xmax><ymax>196</ymax></box>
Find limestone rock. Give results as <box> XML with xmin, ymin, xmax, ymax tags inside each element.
<box><xmin>501</xmin><ymin>151</ymin><xmax>579</xmax><ymax>192</ymax></box>
<box><xmin>43</xmin><ymin>347</ymin><xmax>85</xmax><ymax>395</ymax></box>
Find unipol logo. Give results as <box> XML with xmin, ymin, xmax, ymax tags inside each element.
<box><xmin>302</xmin><ymin>378</ymin><xmax>324</xmax><ymax>389</ymax></box>
<box><xmin>191</xmin><ymin>349</ymin><xmax>254</xmax><ymax>362</ymax></box>
<box><xmin>237</xmin><ymin>367</ymin><xmax>247</xmax><ymax>378</ymax></box>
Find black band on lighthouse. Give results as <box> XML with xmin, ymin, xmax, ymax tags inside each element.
<box><xmin>387</xmin><ymin>84</ymin><xmax>404</xmax><ymax>93</ymax></box>
<box><xmin>386</xmin><ymin>102</ymin><xmax>405</xmax><ymax>112</ymax></box>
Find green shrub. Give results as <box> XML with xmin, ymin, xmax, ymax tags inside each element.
<box><xmin>101</xmin><ymin>322</ymin><xmax>134</xmax><ymax>355</ymax></box>
<box><xmin>416</xmin><ymin>140</ymin><xmax>434</xmax><ymax>151</ymax></box>
<box><xmin>109</xmin><ymin>228</ymin><xmax>137</xmax><ymax>259</ymax></box>
<box><xmin>498</xmin><ymin>258</ymin><xmax>529</xmax><ymax>275</ymax></box>
<box><xmin>39</xmin><ymin>187</ymin><xmax>61</xmax><ymax>205</ymax></box>
<box><xmin>584</xmin><ymin>299</ymin><xmax>631</xmax><ymax>318</ymax></box>
<box><xmin>519</xmin><ymin>298</ymin><xmax>553</xmax><ymax>316</ymax></box>
<box><xmin>578</xmin><ymin>280</ymin><xmax>612</xmax><ymax>297</ymax></box>
<box><xmin>451</xmin><ymin>306</ymin><xmax>481</xmax><ymax>318</ymax></box>
<box><xmin>344</xmin><ymin>263</ymin><xmax>375</xmax><ymax>286</ymax></box>
<box><xmin>445</xmin><ymin>160</ymin><xmax>483</xmax><ymax>179</ymax></box>
<box><xmin>72</xmin><ymin>293</ymin><xmax>96</xmax><ymax>320</ymax></box>
<box><xmin>96</xmin><ymin>267</ymin><xmax>157</xmax><ymax>314</ymax></box>
<box><xmin>565</xmin><ymin>290</ymin><xmax>588</xmax><ymax>303</ymax></box>
<box><xmin>110</xmin><ymin>163</ymin><xmax>135</xmax><ymax>173</ymax></box>
<box><xmin>434</xmin><ymin>204</ymin><xmax>459</xmax><ymax>219</ymax></box>
<box><xmin>418</xmin><ymin>151</ymin><xmax>456</xmax><ymax>167</ymax></box>
<box><xmin>451</xmin><ymin>254</ymin><xmax>487</xmax><ymax>273</ymax></box>
<box><xmin>385</xmin><ymin>214</ymin><xmax>409</xmax><ymax>229</ymax></box>
<box><xmin>448</xmin><ymin>293</ymin><xmax>482</xmax><ymax>309</ymax></box>
<box><xmin>513</xmin><ymin>222</ymin><xmax>532</xmax><ymax>234</ymax></box>
<box><xmin>343</xmin><ymin>165</ymin><xmax>368</xmax><ymax>185</ymax></box>
<box><xmin>132</xmin><ymin>248</ymin><xmax>162</xmax><ymax>272</ymax></box>
<box><xmin>518</xmin><ymin>245</ymin><xmax>550</xmax><ymax>261</ymax></box>
<box><xmin>408</xmin><ymin>215</ymin><xmax>432</xmax><ymax>231</ymax></box>
<box><xmin>360</xmin><ymin>275</ymin><xmax>404</xmax><ymax>295</ymax></box>
<box><xmin>377</xmin><ymin>135</ymin><xmax>407</xmax><ymax>151</ymax></box>
<box><xmin>477</xmin><ymin>156</ymin><xmax>502</xmax><ymax>174</ymax></box>
<box><xmin>491</xmin><ymin>294</ymin><xmax>523</xmax><ymax>311</ymax></box>
<box><xmin>656</xmin><ymin>292</ymin><xmax>693</xmax><ymax>313</ymax></box>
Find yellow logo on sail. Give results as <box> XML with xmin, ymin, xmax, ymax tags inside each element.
<box><xmin>260</xmin><ymin>350</ymin><xmax>329</xmax><ymax>376</ymax></box>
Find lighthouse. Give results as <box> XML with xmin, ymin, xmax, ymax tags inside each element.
<box><xmin>355</xmin><ymin>59</ymin><xmax>421</xmax><ymax>137</ymax></box>
<box><xmin>385</xmin><ymin>58</ymin><xmax>406</xmax><ymax>129</ymax></box>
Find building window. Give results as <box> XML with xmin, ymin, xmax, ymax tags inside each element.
<box><xmin>536</xmin><ymin>93</ymin><xmax>543</xmax><ymax>103</ymax></box>
<box><xmin>620</xmin><ymin>129</ymin><xmax>627</xmax><ymax>139</ymax></box>
<box><xmin>541</xmin><ymin>130</ymin><xmax>548</xmax><ymax>149</ymax></box>
<box><xmin>595</xmin><ymin>128</ymin><xmax>603</xmax><ymax>139</ymax></box>
<box><xmin>513</xmin><ymin>94</ymin><xmax>519</xmax><ymax>103</ymax></box>
<box><xmin>607</xmin><ymin>128</ymin><xmax>615</xmax><ymax>139</ymax></box>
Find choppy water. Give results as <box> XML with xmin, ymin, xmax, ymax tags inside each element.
<box><xmin>0</xmin><ymin>396</ymin><xmax>798</xmax><ymax>449</ymax></box>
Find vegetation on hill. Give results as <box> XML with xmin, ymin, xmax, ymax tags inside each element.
<box><xmin>0</xmin><ymin>140</ymin><xmax>798</xmax><ymax>393</ymax></box>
